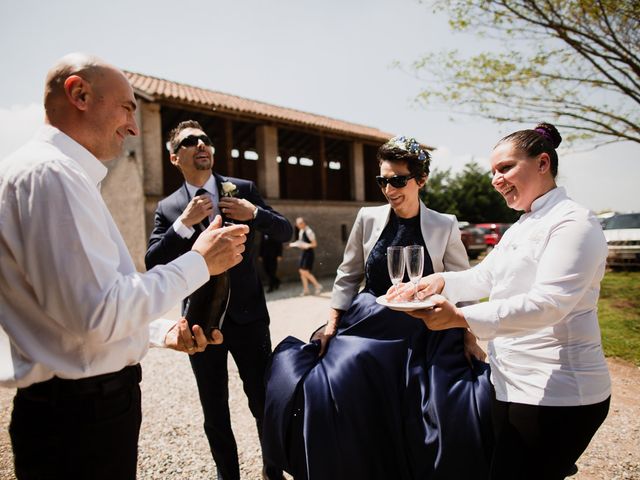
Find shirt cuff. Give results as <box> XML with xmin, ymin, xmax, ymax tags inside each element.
<box><xmin>459</xmin><ymin>302</ymin><xmax>500</xmax><ymax>341</ymax></box>
<box><xmin>172</xmin><ymin>250</ymin><xmax>211</xmax><ymax>293</ymax></box>
<box><xmin>148</xmin><ymin>318</ymin><xmax>177</xmax><ymax>347</ymax></box>
<box><xmin>173</xmin><ymin>217</ymin><xmax>195</xmax><ymax>239</ymax></box>
<box><xmin>441</xmin><ymin>271</ymin><xmax>465</xmax><ymax>304</ymax></box>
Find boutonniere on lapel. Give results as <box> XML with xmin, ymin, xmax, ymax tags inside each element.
<box><xmin>221</xmin><ymin>181</ymin><xmax>239</xmax><ymax>197</ymax></box>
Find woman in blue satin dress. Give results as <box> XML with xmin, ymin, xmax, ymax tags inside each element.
<box><xmin>263</xmin><ymin>136</ymin><xmax>494</xmax><ymax>479</ymax></box>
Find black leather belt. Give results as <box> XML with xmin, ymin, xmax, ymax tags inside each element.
<box><xmin>18</xmin><ymin>364</ymin><xmax>142</xmax><ymax>401</ymax></box>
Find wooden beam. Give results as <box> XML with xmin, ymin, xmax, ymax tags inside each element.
<box><xmin>319</xmin><ymin>136</ymin><xmax>327</xmax><ymax>200</ymax></box>
<box><xmin>223</xmin><ymin>118</ymin><xmax>234</xmax><ymax>177</ymax></box>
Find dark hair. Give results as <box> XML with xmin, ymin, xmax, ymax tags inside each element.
<box><xmin>168</xmin><ymin>120</ymin><xmax>205</xmax><ymax>154</ymax></box>
<box><xmin>495</xmin><ymin>122</ymin><xmax>562</xmax><ymax>178</ymax></box>
<box><xmin>376</xmin><ymin>139</ymin><xmax>431</xmax><ymax>181</ymax></box>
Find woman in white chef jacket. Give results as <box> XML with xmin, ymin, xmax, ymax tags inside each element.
<box><xmin>397</xmin><ymin>122</ymin><xmax>611</xmax><ymax>480</ymax></box>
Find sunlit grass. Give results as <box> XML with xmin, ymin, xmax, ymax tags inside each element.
<box><xmin>598</xmin><ymin>270</ymin><xmax>640</xmax><ymax>366</ymax></box>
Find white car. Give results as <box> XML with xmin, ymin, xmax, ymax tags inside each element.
<box><xmin>602</xmin><ymin>213</ymin><xmax>640</xmax><ymax>268</ymax></box>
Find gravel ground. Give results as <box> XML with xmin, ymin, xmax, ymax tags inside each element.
<box><xmin>1</xmin><ymin>278</ymin><xmax>638</xmax><ymax>479</ymax></box>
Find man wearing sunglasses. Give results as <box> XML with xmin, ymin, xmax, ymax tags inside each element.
<box><xmin>145</xmin><ymin>120</ymin><xmax>292</xmax><ymax>480</ymax></box>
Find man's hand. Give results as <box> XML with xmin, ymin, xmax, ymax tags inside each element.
<box><xmin>192</xmin><ymin>215</ymin><xmax>249</xmax><ymax>275</ymax></box>
<box><xmin>179</xmin><ymin>193</ymin><xmax>213</xmax><ymax>228</ymax></box>
<box><xmin>164</xmin><ymin>318</ymin><xmax>224</xmax><ymax>354</ymax></box>
<box><xmin>219</xmin><ymin>197</ymin><xmax>256</xmax><ymax>222</ymax></box>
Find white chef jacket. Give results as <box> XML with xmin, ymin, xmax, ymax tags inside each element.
<box><xmin>442</xmin><ymin>187</ymin><xmax>611</xmax><ymax>406</ymax></box>
<box><xmin>0</xmin><ymin>125</ymin><xmax>210</xmax><ymax>388</ymax></box>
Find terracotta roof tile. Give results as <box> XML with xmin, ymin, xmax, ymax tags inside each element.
<box><xmin>124</xmin><ymin>71</ymin><xmax>400</xmax><ymax>144</ymax></box>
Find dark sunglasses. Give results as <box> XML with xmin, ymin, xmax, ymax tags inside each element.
<box><xmin>375</xmin><ymin>174</ymin><xmax>415</xmax><ymax>188</ymax></box>
<box><xmin>175</xmin><ymin>134</ymin><xmax>212</xmax><ymax>152</ymax></box>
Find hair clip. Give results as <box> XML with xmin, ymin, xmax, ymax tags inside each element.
<box><xmin>387</xmin><ymin>136</ymin><xmax>428</xmax><ymax>162</ymax></box>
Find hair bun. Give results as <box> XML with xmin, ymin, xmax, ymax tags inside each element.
<box><xmin>534</xmin><ymin>122</ymin><xmax>562</xmax><ymax>149</ymax></box>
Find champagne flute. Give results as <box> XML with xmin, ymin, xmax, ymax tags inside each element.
<box><xmin>387</xmin><ymin>246</ymin><xmax>406</xmax><ymax>301</ymax></box>
<box><xmin>404</xmin><ymin>245</ymin><xmax>424</xmax><ymax>302</ymax></box>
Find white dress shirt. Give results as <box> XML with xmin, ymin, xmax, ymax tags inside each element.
<box><xmin>0</xmin><ymin>125</ymin><xmax>210</xmax><ymax>388</ymax></box>
<box><xmin>296</xmin><ymin>226</ymin><xmax>316</xmax><ymax>248</ymax></box>
<box><xmin>173</xmin><ymin>176</ymin><xmax>221</xmax><ymax>239</ymax></box>
<box><xmin>442</xmin><ymin>187</ymin><xmax>611</xmax><ymax>406</ymax></box>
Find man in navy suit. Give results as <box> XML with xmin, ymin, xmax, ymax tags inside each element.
<box><xmin>145</xmin><ymin>120</ymin><xmax>292</xmax><ymax>480</ymax></box>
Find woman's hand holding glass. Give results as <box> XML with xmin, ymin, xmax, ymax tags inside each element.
<box><xmin>385</xmin><ymin>273</ymin><xmax>445</xmax><ymax>303</ymax></box>
<box><xmin>415</xmin><ymin>273</ymin><xmax>445</xmax><ymax>300</ymax></box>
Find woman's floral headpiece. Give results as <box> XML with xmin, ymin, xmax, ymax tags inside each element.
<box><xmin>387</xmin><ymin>136</ymin><xmax>428</xmax><ymax>161</ymax></box>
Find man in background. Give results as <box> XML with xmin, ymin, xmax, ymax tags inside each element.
<box><xmin>290</xmin><ymin>216</ymin><xmax>323</xmax><ymax>295</ymax></box>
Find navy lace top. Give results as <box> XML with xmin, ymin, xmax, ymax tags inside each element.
<box><xmin>363</xmin><ymin>210</ymin><xmax>435</xmax><ymax>298</ymax></box>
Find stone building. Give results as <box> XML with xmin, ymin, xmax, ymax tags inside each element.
<box><xmin>102</xmin><ymin>71</ymin><xmax>427</xmax><ymax>281</ymax></box>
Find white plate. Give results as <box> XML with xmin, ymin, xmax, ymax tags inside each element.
<box><xmin>376</xmin><ymin>295</ymin><xmax>435</xmax><ymax>312</ymax></box>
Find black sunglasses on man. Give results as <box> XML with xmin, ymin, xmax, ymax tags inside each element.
<box><xmin>174</xmin><ymin>134</ymin><xmax>212</xmax><ymax>153</ymax></box>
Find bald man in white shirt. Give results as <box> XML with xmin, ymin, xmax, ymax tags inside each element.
<box><xmin>0</xmin><ymin>53</ymin><xmax>249</xmax><ymax>480</ymax></box>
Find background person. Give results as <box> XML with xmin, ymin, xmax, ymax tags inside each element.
<box><xmin>404</xmin><ymin>122</ymin><xmax>611</xmax><ymax>480</ymax></box>
<box><xmin>145</xmin><ymin>120</ymin><xmax>292</xmax><ymax>480</ymax></box>
<box><xmin>0</xmin><ymin>54</ymin><xmax>247</xmax><ymax>480</ymax></box>
<box><xmin>289</xmin><ymin>217</ymin><xmax>323</xmax><ymax>295</ymax></box>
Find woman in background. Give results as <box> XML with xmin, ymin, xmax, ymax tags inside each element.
<box><xmin>290</xmin><ymin>217</ymin><xmax>323</xmax><ymax>295</ymax></box>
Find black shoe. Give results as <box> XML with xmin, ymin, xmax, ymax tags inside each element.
<box><xmin>565</xmin><ymin>464</ymin><xmax>579</xmax><ymax>477</ymax></box>
<box><xmin>262</xmin><ymin>465</ymin><xmax>285</xmax><ymax>480</ymax></box>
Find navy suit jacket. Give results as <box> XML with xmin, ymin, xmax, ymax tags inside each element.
<box><xmin>145</xmin><ymin>172</ymin><xmax>293</xmax><ymax>325</ymax></box>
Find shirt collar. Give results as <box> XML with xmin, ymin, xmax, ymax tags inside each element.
<box><xmin>35</xmin><ymin>124</ymin><xmax>108</xmax><ymax>186</ymax></box>
<box><xmin>185</xmin><ymin>174</ymin><xmax>217</xmax><ymax>198</ymax></box>
<box><xmin>529</xmin><ymin>186</ymin><xmax>566</xmax><ymax>214</ymax></box>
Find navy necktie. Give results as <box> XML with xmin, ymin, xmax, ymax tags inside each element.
<box><xmin>195</xmin><ymin>188</ymin><xmax>210</xmax><ymax>227</ymax></box>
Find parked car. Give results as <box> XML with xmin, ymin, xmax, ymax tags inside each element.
<box><xmin>597</xmin><ymin>211</ymin><xmax>617</xmax><ymax>229</ymax></box>
<box><xmin>602</xmin><ymin>212</ymin><xmax>640</xmax><ymax>268</ymax></box>
<box><xmin>475</xmin><ymin>223</ymin><xmax>512</xmax><ymax>247</ymax></box>
<box><xmin>458</xmin><ymin>222</ymin><xmax>488</xmax><ymax>259</ymax></box>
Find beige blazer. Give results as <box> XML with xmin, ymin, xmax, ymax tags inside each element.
<box><xmin>331</xmin><ymin>202</ymin><xmax>470</xmax><ymax>310</ymax></box>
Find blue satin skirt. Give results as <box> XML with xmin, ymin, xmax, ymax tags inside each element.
<box><xmin>263</xmin><ymin>293</ymin><xmax>494</xmax><ymax>479</ymax></box>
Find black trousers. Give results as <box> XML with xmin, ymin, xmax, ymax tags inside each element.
<box><xmin>10</xmin><ymin>364</ymin><xmax>142</xmax><ymax>480</ymax></box>
<box><xmin>490</xmin><ymin>395</ymin><xmax>610</xmax><ymax>480</ymax></box>
<box><xmin>189</xmin><ymin>319</ymin><xmax>281</xmax><ymax>480</ymax></box>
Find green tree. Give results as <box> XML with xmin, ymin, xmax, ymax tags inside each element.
<box><xmin>424</xmin><ymin>161</ymin><xmax>520</xmax><ymax>223</ymax></box>
<box><xmin>409</xmin><ymin>0</ymin><xmax>640</xmax><ymax>145</ymax></box>
<box><xmin>450</xmin><ymin>162</ymin><xmax>519</xmax><ymax>222</ymax></box>
<box><xmin>422</xmin><ymin>167</ymin><xmax>458</xmax><ymax>215</ymax></box>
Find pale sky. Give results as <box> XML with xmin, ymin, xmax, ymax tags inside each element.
<box><xmin>1</xmin><ymin>0</ymin><xmax>637</xmax><ymax>213</ymax></box>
